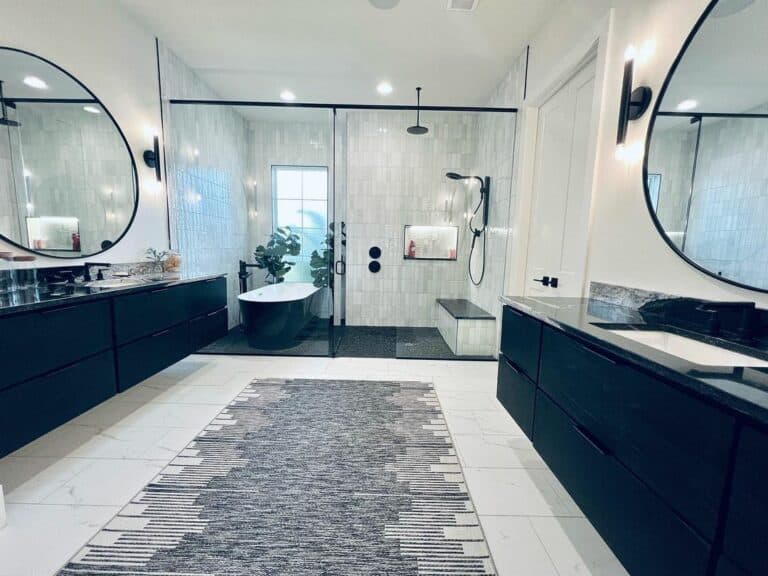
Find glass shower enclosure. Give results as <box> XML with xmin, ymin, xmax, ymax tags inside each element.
<box><xmin>163</xmin><ymin>91</ymin><xmax>516</xmax><ymax>358</ymax></box>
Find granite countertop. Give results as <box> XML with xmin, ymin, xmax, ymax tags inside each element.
<box><xmin>0</xmin><ymin>272</ymin><xmax>227</xmax><ymax>317</ymax></box>
<box><xmin>500</xmin><ymin>295</ymin><xmax>768</xmax><ymax>426</ymax></box>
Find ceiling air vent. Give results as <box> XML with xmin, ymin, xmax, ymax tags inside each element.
<box><xmin>447</xmin><ymin>0</ymin><xmax>479</xmax><ymax>12</ymax></box>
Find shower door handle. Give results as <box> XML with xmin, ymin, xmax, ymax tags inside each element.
<box><xmin>335</xmin><ymin>260</ymin><xmax>346</xmax><ymax>275</ymax></box>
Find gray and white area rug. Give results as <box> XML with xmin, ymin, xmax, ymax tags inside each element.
<box><xmin>58</xmin><ymin>378</ymin><xmax>496</xmax><ymax>575</ymax></box>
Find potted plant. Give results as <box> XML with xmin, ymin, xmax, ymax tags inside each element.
<box><xmin>145</xmin><ymin>247</ymin><xmax>169</xmax><ymax>277</ymax></box>
<box><xmin>253</xmin><ymin>226</ymin><xmax>301</xmax><ymax>283</ymax></box>
<box><xmin>309</xmin><ymin>228</ymin><xmax>334</xmax><ymax>288</ymax></box>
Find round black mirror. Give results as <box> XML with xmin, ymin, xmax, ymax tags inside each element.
<box><xmin>0</xmin><ymin>47</ymin><xmax>138</xmax><ymax>258</ymax></box>
<box><xmin>368</xmin><ymin>246</ymin><xmax>381</xmax><ymax>259</ymax></box>
<box><xmin>644</xmin><ymin>0</ymin><xmax>768</xmax><ymax>291</ymax></box>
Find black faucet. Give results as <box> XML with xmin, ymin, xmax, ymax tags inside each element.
<box><xmin>83</xmin><ymin>262</ymin><xmax>111</xmax><ymax>282</ymax></box>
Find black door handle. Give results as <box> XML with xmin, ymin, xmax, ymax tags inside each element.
<box><xmin>533</xmin><ymin>276</ymin><xmax>550</xmax><ymax>286</ymax></box>
<box><xmin>335</xmin><ymin>260</ymin><xmax>346</xmax><ymax>275</ymax></box>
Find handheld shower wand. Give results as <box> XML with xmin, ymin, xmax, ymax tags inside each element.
<box><xmin>445</xmin><ymin>172</ymin><xmax>491</xmax><ymax>286</ymax></box>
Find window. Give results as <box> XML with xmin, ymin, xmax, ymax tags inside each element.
<box><xmin>272</xmin><ymin>165</ymin><xmax>329</xmax><ymax>283</ymax></box>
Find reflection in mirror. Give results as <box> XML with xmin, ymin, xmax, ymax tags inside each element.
<box><xmin>403</xmin><ymin>225</ymin><xmax>458</xmax><ymax>261</ymax></box>
<box><xmin>646</xmin><ymin>0</ymin><xmax>768</xmax><ymax>290</ymax></box>
<box><xmin>0</xmin><ymin>49</ymin><xmax>137</xmax><ymax>257</ymax></box>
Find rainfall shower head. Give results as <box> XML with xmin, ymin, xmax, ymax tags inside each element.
<box><xmin>407</xmin><ymin>87</ymin><xmax>429</xmax><ymax>135</ymax></box>
<box><xmin>0</xmin><ymin>81</ymin><xmax>21</xmax><ymax>127</ymax></box>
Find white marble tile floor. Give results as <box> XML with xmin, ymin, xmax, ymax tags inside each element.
<box><xmin>0</xmin><ymin>354</ymin><xmax>626</xmax><ymax>576</ymax></box>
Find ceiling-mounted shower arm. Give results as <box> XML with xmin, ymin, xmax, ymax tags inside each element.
<box><xmin>407</xmin><ymin>87</ymin><xmax>429</xmax><ymax>135</ymax></box>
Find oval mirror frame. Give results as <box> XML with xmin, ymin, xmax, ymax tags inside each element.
<box><xmin>0</xmin><ymin>46</ymin><xmax>139</xmax><ymax>259</ymax></box>
<box><xmin>642</xmin><ymin>0</ymin><xmax>768</xmax><ymax>293</ymax></box>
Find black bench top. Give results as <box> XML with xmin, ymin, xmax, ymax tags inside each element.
<box><xmin>437</xmin><ymin>298</ymin><xmax>495</xmax><ymax>320</ymax></box>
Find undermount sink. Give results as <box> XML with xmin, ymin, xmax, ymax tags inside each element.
<box><xmin>608</xmin><ymin>329</ymin><xmax>768</xmax><ymax>368</ymax></box>
<box><xmin>85</xmin><ymin>278</ymin><xmax>145</xmax><ymax>289</ymax></box>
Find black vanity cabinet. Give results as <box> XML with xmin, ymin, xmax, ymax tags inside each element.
<box><xmin>0</xmin><ymin>275</ymin><xmax>227</xmax><ymax>458</ymax></box>
<box><xmin>496</xmin><ymin>306</ymin><xmax>542</xmax><ymax>439</ymax></box>
<box><xmin>719</xmin><ymin>424</ymin><xmax>768</xmax><ymax>576</ymax></box>
<box><xmin>496</xmin><ymin>303</ymin><xmax>752</xmax><ymax>576</ymax></box>
<box><xmin>113</xmin><ymin>277</ymin><xmax>228</xmax><ymax>391</ymax></box>
<box><xmin>187</xmin><ymin>277</ymin><xmax>229</xmax><ymax>351</ymax></box>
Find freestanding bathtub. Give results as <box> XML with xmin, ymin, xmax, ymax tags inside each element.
<box><xmin>238</xmin><ymin>282</ymin><xmax>321</xmax><ymax>348</ymax></box>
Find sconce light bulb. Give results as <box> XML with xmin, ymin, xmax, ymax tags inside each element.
<box><xmin>624</xmin><ymin>45</ymin><xmax>638</xmax><ymax>62</ymax></box>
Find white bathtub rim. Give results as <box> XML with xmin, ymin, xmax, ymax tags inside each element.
<box><xmin>238</xmin><ymin>282</ymin><xmax>321</xmax><ymax>303</ymax></box>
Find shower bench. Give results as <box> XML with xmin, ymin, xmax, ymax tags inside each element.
<box><xmin>436</xmin><ymin>298</ymin><xmax>496</xmax><ymax>357</ymax></box>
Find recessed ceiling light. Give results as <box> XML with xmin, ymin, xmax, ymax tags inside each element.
<box><xmin>676</xmin><ymin>99</ymin><xmax>698</xmax><ymax>112</ymax></box>
<box><xmin>377</xmin><ymin>81</ymin><xmax>393</xmax><ymax>95</ymax></box>
<box><xmin>369</xmin><ymin>0</ymin><xmax>400</xmax><ymax>9</ymax></box>
<box><xmin>83</xmin><ymin>105</ymin><xmax>101</xmax><ymax>114</ymax></box>
<box><xmin>23</xmin><ymin>76</ymin><xmax>48</xmax><ymax>90</ymax></box>
<box><xmin>280</xmin><ymin>90</ymin><xmax>296</xmax><ymax>102</ymax></box>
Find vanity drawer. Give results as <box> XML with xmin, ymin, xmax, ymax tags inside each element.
<box><xmin>186</xmin><ymin>277</ymin><xmax>227</xmax><ymax>318</ymax></box>
<box><xmin>0</xmin><ymin>299</ymin><xmax>113</xmax><ymax>389</ymax></box>
<box><xmin>113</xmin><ymin>284</ymin><xmax>188</xmax><ymax>345</ymax></box>
<box><xmin>533</xmin><ymin>390</ymin><xmax>710</xmax><ymax>576</ymax></box>
<box><xmin>722</xmin><ymin>424</ymin><xmax>768</xmax><ymax>575</ymax></box>
<box><xmin>0</xmin><ymin>350</ymin><xmax>116</xmax><ymax>457</ymax></box>
<box><xmin>116</xmin><ymin>322</ymin><xmax>189</xmax><ymax>391</ymax></box>
<box><xmin>496</xmin><ymin>353</ymin><xmax>536</xmax><ymax>439</ymax></box>
<box><xmin>500</xmin><ymin>305</ymin><xmax>542</xmax><ymax>381</ymax></box>
<box><xmin>539</xmin><ymin>326</ymin><xmax>735</xmax><ymax>541</ymax></box>
<box><xmin>190</xmin><ymin>307</ymin><xmax>228</xmax><ymax>351</ymax></box>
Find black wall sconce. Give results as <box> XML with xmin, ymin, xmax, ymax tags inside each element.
<box><xmin>616</xmin><ymin>57</ymin><xmax>652</xmax><ymax>145</ymax></box>
<box><xmin>143</xmin><ymin>135</ymin><xmax>161</xmax><ymax>181</ymax></box>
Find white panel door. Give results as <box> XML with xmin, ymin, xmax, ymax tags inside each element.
<box><xmin>524</xmin><ymin>58</ymin><xmax>597</xmax><ymax>298</ymax></box>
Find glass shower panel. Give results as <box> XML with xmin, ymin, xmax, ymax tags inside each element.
<box><xmin>333</xmin><ymin>108</ymin><xmax>517</xmax><ymax>359</ymax></box>
<box><xmin>165</xmin><ymin>102</ymin><xmax>335</xmax><ymax>356</ymax></box>
<box><xmin>646</xmin><ymin>116</ymin><xmax>699</xmax><ymax>250</ymax></box>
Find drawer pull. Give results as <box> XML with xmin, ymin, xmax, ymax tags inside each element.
<box><xmin>207</xmin><ymin>309</ymin><xmax>222</xmax><ymax>317</ymax></box>
<box><xmin>506</xmin><ymin>306</ymin><xmax>524</xmax><ymax>317</ymax></box>
<box><xmin>40</xmin><ymin>304</ymin><xmax>78</xmax><ymax>315</ymax></box>
<box><xmin>151</xmin><ymin>287</ymin><xmax>170</xmax><ymax>294</ymax></box>
<box><xmin>204</xmin><ymin>278</ymin><xmax>217</xmax><ymax>283</ymax></box>
<box><xmin>573</xmin><ymin>424</ymin><xmax>610</xmax><ymax>456</ymax></box>
<box><xmin>152</xmin><ymin>329</ymin><xmax>171</xmax><ymax>338</ymax></box>
<box><xmin>46</xmin><ymin>363</ymin><xmax>74</xmax><ymax>377</ymax></box>
<box><xmin>503</xmin><ymin>355</ymin><xmax>523</xmax><ymax>375</ymax></box>
<box><xmin>581</xmin><ymin>343</ymin><xmax>618</xmax><ymax>366</ymax></box>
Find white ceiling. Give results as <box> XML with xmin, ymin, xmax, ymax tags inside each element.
<box><xmin>118</xmin><ymin>0</ymin><xmax>561</xmax><ymax>106</ymax></box>
<box><xmin>661</xmin><ymin>0</ymin><xmax>768</xmax><ymax>115</ymax></box>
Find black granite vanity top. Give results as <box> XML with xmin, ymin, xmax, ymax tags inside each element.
<box><xmin>0</xmin><ymin>272</ymin><xmax>227</xmax><ymax>317</ymax></box>
<box><xmin>501</xmin><ymin>296</ymin><xmax>768</xmax><ymax>426</ymax></box>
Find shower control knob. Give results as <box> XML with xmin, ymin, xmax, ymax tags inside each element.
<box><xmin>533</xmin><ymin>276</ymin><xmax>551</xmax><ymax>287</ymax></box>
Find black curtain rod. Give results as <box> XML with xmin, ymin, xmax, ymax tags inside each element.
<box><xmin>658</xmin><ymin>111</ymin><xmax>768</xmax><ymax>119</ymax></box>
<box><xmin>168</xmin><ymin>99</ymin><xmax>517</xmax><ymax>113</ymax></box>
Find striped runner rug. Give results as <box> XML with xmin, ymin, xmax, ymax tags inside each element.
<box><xmin>58</xmin><ymin>378</ymin><xmax>496</xmax><ymax>575</ymax></box>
